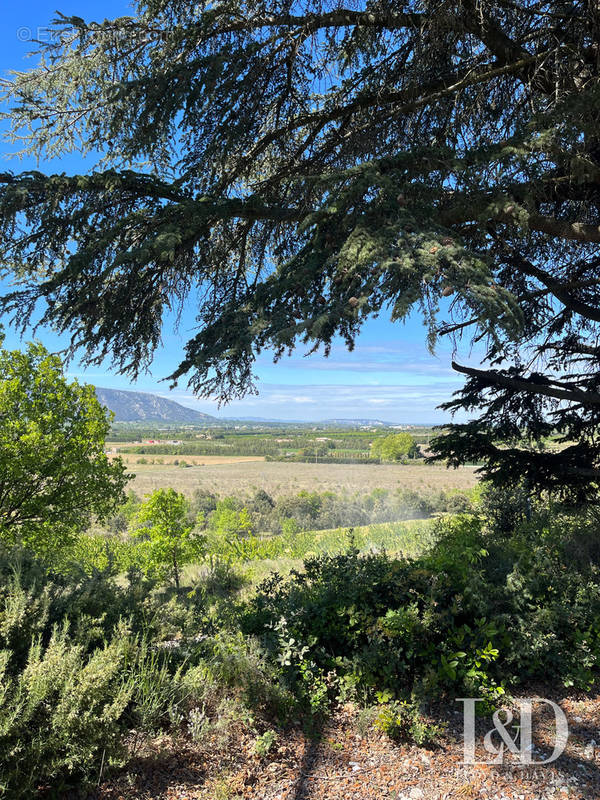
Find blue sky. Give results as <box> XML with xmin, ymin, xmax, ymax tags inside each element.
<box><xmin>0</xmin><ymin>1</ymin><xmax>478</xmax><ymax>423</ymax></box>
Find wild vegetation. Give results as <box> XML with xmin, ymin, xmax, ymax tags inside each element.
<box><xmin>1</xmin><ymin>474</ymin><xmax>599</xmax><ymax>796</ymax></box>
<box><xmin>0</xmin><ymin>345</ymin><xmax>596</xmax><ymax>797</ymax></box>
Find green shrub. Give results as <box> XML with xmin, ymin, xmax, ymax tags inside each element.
<box><xmin>253</xmin><ymin>729</ymin><xmax>277</xmax><ymax>757</ymax></box>
<box><xmin>183</xmin><ymin>631</ymin><xmax>295</xmax><ymax>721</ymax></box>
<box><xmin>249</xmin><ymin>490</ymin><xmax>275</xmax><ymax>514</ymax></box>
<box><xmin>0</xmin><ymin>623</ymin><xmax>135</xmax><ymax>798</ymax></box>
<box><xmin>0</xmin><ymin>551</ymin><xmax>137</xmax><ymax>671</ymax></box>
<box><xmin>478</xmin><ymin>482</ymin><xmax>532</xmax><ymax>535</ymax></box>
<box><xmin>0</xmin><ymin>547</ymin><xmax>204</xmax><ymax>671</ymax></box>
<box><xmin>58</xmin><ymin>532</ymin><xmax>142</xmax><ymax>576</ymax></box>
<box><xmin>130</xmin><ymin>642</ymin><xmax>186</xmax><ymax>734</ymax></box>
<box><xmin>243</xmin><ymin>547</ymin><xmax>446</xmax><ymax>707</ymax></box>
<box><xmin>200</xmin><ymin>558</ymin><xmax>249</xmax><ymax>598</ymax></box>
<box><xmin>374</xmin><ymin>700</ymin><xmax>446</xmax><ymax>746</ymax></box>
<box><xmin>190</xmin><ymin>489</ymin><xmax>218</xmax><ymax>522</ymax></box>
<box><xmin>243</xmin><ymin>512</ymin><xmax>600</xmax><ymax>710</ymax></box>
<box><xmin>280</xmin><ymin>517</ymin><xmax>301</xmax><ymax>536</ymax></box>
<box><xmin>445</xmin><ymin>492</ymin><xmax>473</xmax><ymax>514</ymax></box>
<box><xmin>208</xmin><ymin>501</ymin><xmax>254</xmax><ymax>545</ymax></box>
<box><xmin>0</xmin><ymin>552</ymin><xmax>224</xmax><ymax>793</ymax></box>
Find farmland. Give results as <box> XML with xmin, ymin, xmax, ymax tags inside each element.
<box><xmin>125</xmin><ymin>458</ymin><xmax>477</xmax><ymax>499</ymax></box>
<box><xmin>105</xmin><ymin>423</ymin><xmax>477</xmax><ymax>499</ymax></box>
<box><xmin>107</xmin><ymin>421</ymin><xmax>438</xmax><ymax>463</ymax></box>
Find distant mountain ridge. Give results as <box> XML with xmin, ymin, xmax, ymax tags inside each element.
<box><xmin>320</xmin><ymin>418</ymin><xmax>394</xmax><ymax>426</ymax></box>
<box><xmin>95</xmin><ymin>387</ymin><xmax>216</xmax><ymax>423</ymax></box>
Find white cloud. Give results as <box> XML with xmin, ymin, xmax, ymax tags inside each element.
<box><xmin>153</xmin><ymin>379</ymin><xmax>468</xmax><ymax>423</ymax></box>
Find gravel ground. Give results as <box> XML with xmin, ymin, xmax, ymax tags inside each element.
<box><xmin>90</xmin><ymin>691</ymin><xmax>600</xmax><ymax>800</ymax></box>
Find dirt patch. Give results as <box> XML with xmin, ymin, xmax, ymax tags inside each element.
<box><xmin>91</xmin><ymin>692</ymin><xmax>600</xmax><ymax>800</ymax></box>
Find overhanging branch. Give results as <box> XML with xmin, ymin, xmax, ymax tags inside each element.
<box><xmin>452</xmin><ymin>361</ymin><xmax>600</xmax><ymax>405</ymax></box>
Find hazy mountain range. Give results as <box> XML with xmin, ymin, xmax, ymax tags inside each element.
<box><xmin>320</xmin><ymin>418</ymin><xmax>392</xmax><ymax>427</ymax></box>
<box><xmin>95</xmin><ymin>388</ymin><xmax>216</xmax><ymax>423</ymax></box>
<box><xmin>95</xmin><ymin>387</ymin><xmax>420</xmax><ymax>427</ymax></box>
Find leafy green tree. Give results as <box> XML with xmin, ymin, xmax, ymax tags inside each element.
<box><xmin>189</xmin><ymin>488</ymin><xmax>218</xmax><ymax>526</ymax></box>
<box><xmin>133</xmin><ymin>488</ymin><xmax>205</xmax><ymax>588</ymax></box>
<box><xmin>276</xmin><ymin>491</ymin><xmax>322</xmax><ymax>523</ymax></box>
<box><xmin>2</xmin><ymin>3</ymin><xmax>600</xmax><ymax>498</ymax></box>
<box><xmin>106</xmin><ymin>490</ymin><xmax>141</xmax><ymax>534</ymax></box>
<box><xmin>372</xmin><ymin>434</ymin><xmax>418</xmax><ymax>462</ymax></box>
<box><xmin>249</xmin><ymin>489</ymin><xmax>275</xmax><ymax>514</ymax></box>
<box><xmin>210</xmin><ymin>503</ymin><xmax>253</xmax><ymax>539</ymax></box>
<box><xmin>300</xmin><ymin>444</ymin><xmax>330</xmax><ymax>459</ymax></box>
<box><xmin>0</xmin><ymin>340</ymin><xmax>128</xmax><ymax>554</ymax></box>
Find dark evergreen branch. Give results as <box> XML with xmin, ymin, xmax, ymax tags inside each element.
<box><xmin>451</xmin><ymin>361</ymin><xmax>600</xmax><ymax>405</ymax></box>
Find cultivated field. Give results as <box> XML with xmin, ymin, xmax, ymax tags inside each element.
<box><xmin>126</xmin><ymin>459</ymin><xmax>478</xmax><ymax>498</ymax></box>
<box><xmin>116</xmin><ymin>453</ymin><xmax>265</xmax><ymax>467</ymax></box>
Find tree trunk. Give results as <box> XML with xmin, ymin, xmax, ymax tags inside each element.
<box><xmin>173</xmin><ymin>550</ymin><xmax>180</xmax><ymax>590</ymax></box>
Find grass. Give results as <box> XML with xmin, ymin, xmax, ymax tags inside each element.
<box><xmin>126</xmin><ymin>460</ymin><xmax>477</xmax><ymax>499</ymax></box>
<box><xmin>72</xmin><ymin>515</ymin><xmax>439</xmax><ymax>584</ymax></box>
<box><xmin>183</xmin><ymin>517</ymin><xmax>438</xmax><ymax>589</ymax></box>
<box><xmin>264</xmin><ymin>517</ymin><xmax>437</xmax><ymax>559</ymax></box>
